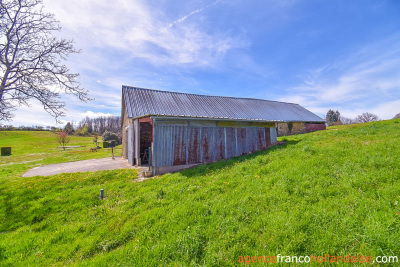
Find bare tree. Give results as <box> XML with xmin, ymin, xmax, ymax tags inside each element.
<box><xmin>0</xmin><ymin>0</ymin><xmax>90</xmax><ymax>121</ymax></box>
<box><xmin>75</xmin><ymin>115</ymin><xmax>121</xmax><ymax>135</ymax></box>
<box><xmin>340</xmin><ymin>116</ymin><xmax>355</xmax><ymax>125</ymax></box>
<box><xmin>393</xmin><ymin>113</ymin><xmax>400</xmax><ymax>119</ymax></box>
<box><xmin>355</xmin><ymin>112</ymin><xmax>379</xmax><ymax>123</ymax></box>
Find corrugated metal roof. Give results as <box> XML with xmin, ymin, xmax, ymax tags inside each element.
<box><xmin>123</xmin><ymin>86</ymin><xmax>325</xmax><ymax>123</ymax></box>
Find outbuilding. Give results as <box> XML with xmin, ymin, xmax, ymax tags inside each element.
<box><xmin>121</xmin><ymin>86</ymin><xmax>325</xmax><ymax>175</ymax></box>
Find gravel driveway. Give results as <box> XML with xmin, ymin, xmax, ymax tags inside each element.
<box><xmin>22</xmin><ymin>157</ymin><xmax>144</xmax><ymax>177</ymax></box>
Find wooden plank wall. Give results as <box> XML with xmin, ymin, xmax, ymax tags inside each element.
<box><xmin>153</xmin><ymin>125</ymin><xmax>273</xmax><ymax>168</ymax></box>
<box><xmin>127</xmin><ymin>125</ymin><xmax>134</xmax><ymax>165</ymax></box>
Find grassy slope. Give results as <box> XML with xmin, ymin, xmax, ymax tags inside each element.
<box><xmin>0</xmin><ymin>131</ymin><xmax>121</xmax><ymax>180</ymax></box>
<box><xmin>1</xmin><ymin>120</ymin><xmax>400</xmax><ymax>266</ymax></box>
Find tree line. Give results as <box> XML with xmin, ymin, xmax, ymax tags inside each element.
<box><xmin>325</xmin><ymin>110</ymin><xmax>400</xmax><ymax>126</ymax></box>
<box><xmin>63</xmin><ymin>116</ymin><xmax>121</xmax><ymax>136</ymax></box>
<box><xmin>0</xmin><ymin>125</ymin><xmax>54</xmax><ymax>131</ymax></box>
<box><xmin>0</xmin><ymin>116</ymin><xmax>121</xmax><ymax>137</ymax></box>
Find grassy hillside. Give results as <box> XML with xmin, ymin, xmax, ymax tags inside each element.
<box><xmin>1</xmin><ymin>120</ymin><xmax>400</xmax><ymax>266</ymax></box>
<box><xmin>0</xmin><ymin>131</ymin><xmax>121</xmax><ymax>180</ymax></box>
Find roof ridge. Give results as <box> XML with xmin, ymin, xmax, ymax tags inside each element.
<box><xmin>122</xmin><ymin>85</ymin><xmax>299</xmax><ymax>105</ymax></box>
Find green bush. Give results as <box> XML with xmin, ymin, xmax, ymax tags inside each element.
<box><xmin>1</xmin><ymin>147</ymin><xmax>11</xmax><ymax>156</ymax></box>
<box><xmin>102</xmin><ymin>130</ymin><xmax>120</xmax><ymax>144</ymax></box>
<box><xmin>103</xmin><ymin>141</ymin><xmax>108</xmax><ymax>148</ymax></box>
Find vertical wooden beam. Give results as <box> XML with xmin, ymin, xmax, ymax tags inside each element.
<box><xmin>276</xmin><ymin>123</ymin><xmax>279</xmax><ymax>137</ymax></box>
<box><xmin>127</xmin><ymin>125</ymin><xmax>134</xmax><ymax>165</ymax></box>
<box><xmin>199</xmin><ymin>126</ymin><xmax>203</xmax><ymax>162</ymax></box>
<box><xmin>263</xmin><ymin>127</ymin><xmax>266</xmax><ymax>148</ymax></box>
<box><xmin>224</xmin><ymin>127</ymin><xmax>227</xmax><ymax>159</ymax></box>
<box><xmin>152</xmin><ymin>119</ymin><xmax>156</xmax><ymax>175</ymax></box>
<box><xmin>185</xmin><ymin>126</ymin><xmax>189</xmax><ymax>165</ymax></box>
<box><xmin>235</xmin><ymin>128</ymin><xmax>238</xmax><ymax>156</ymax></box>
<box><xmin>134</xmin><ymin>119</ymin><xmax>141</xmax><ymax>166</ymax></box>
<box><xmin>254</xmin><ymin>128</ymin><xmax>258</xmax><ymax>151</ymax></box>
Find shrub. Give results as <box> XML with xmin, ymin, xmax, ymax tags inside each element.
<box><xmin>332</xmin><ymin>121</ymin><xmax>343</xmax><ymax>126</ymax></box>
<box><xmin>102</xmin><ymin>131</ymin><xmax>120</xmax><ymax>144</ymax></box>
<box><xmin>1</xmin><ymin>147</ymin><xmax>11</xmax><ymax>156</ymax></box>
<box><xmin>76</xmin><ymin>125</ymin><xmax>89</xmax><ymax>136</ymax></box>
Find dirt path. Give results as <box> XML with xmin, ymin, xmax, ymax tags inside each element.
<box><xmin>22</xmin><ymin>157</ymin><xmax>147</xmax><ymax>177</ymax></box>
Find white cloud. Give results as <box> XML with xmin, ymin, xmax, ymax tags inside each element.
<box><xmin>280</xmin><ymin>34</ymin><xmax>400</xmax><ymax>120</ymax></box>
<box><xmin>168</xmin><ymin>0</ymin><xmax>221</xmax><ymax>28</ymax></box>
<box><xmin>43</xmin><ymin>0</ymin><xmax>246</xmax><ymax>67</ymax></box>
<box><xmin>27</xmin><ymin>0</ymin><xmax>249</xmax><ymax>127</ymax></box>
<box><xmin>80</xmin><ymin>111</ymin><xmax>114</xmax><ymax>118</ymax></box>
<box><xmin>336</xmin><ymin>99</ymin><xmax>400</xmax><ymax>120</ymax></box>
<box><xmin>8</xmin><ymin>100</ymin><xmax>65</xmax><ymax>127</ymax></box>
<box><xmin>7</xmin><ymin>98</ymin><xmax>118</xmax><ymax>127</ymax></box>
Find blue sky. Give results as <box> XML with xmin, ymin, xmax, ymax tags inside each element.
<box><xmin>10</xmin><ymin>0</ymin><xmax>400</xmax><ymax>126</ymax></box>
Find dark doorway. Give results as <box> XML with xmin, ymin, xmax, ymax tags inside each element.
<box><xmin>139</xmin><ymin>122</ymin><xmax>152</xmax><ymax>165</ymax></box>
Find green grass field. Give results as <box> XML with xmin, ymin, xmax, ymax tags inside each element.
<box><xmin>0</xmin><ymin>131</ymin><xmax>121</xmax><ymax>180</ymax></box>
<box><xmin>1</xmin><ymin>120</ymin><xmax>400</xmax><ymax>266</ymax></box>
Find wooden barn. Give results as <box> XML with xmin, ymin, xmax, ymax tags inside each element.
<box><xmin>121</xmin><ymin>86</ymin><xmax>325</xmax><ymax>175</ymax></box>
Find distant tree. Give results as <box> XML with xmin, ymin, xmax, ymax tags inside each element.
<box><xmin>81</xmin><ymin>124</ymin><xmax>88</xmax><ymax>135</ymax></box>
<box><xmin>393</xmin><ymin>113</ymin><xmax>400</xmax><ymax>119</ymax></box>
<box><xmin>57</xmin><ymin>131</ymin><xmax>70</xmax><ymax>150</ymax></box>
<box><xmin>355</xmin><ymin>112</ymin><xmax>379</xmax><ymax>123</ymax></box>
<box><xmin>76</xmin><ymin>115</ymin><xmax>121</xmax><ymax>135</ymax></box>
<box><xmin>340</xmin><ymin>116</ymin><xmax>355</xmax><ymax>125</ymax></box>
<box><xmin>326</xmin><ymin>109</ymin><xmax>341</xmax><ymax>126</ymax></box>
<box><xmin>76</xmin><ymin>124</ymin><xmax>88</xmax><ymax>136</ymax></box>
<box><xmin>50</xmin><ymin>126</ymin><xmax>61</xmax><ymax>133</ymax></box>
<box><xmin>0</xmin><ymin>0</ymin><xmax>90</xmax><ymax>121</ymax></box>
<box><xmin>0</xmin><ymin>124</ymin><xmax>13</xmax><ymax>131</ymax></box>
<box><xmin>64</xmin><ymin>122</ymin><xmax>74</xmax><ymax>134</ymax></box>
<box><xmin>0</xmin><ymin>124</ymin><xmax>54</xmax><ymax>131</ymax></box>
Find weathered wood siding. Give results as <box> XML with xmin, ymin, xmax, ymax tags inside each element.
<box><xmin>153</xmin><ymin>125</ymin><xmax>275</xmax><ymax>168</ymax></box>
<box><xmin>127</xmin><ymin>125</ymin><xmax>134</xmax><ymax>165</ymax></box>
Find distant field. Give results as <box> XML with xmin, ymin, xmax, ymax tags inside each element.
<box><xmin>0</xmin><ymin>131</ymin><xmax>121</xmax><ymax>180</ymax></box>
<box><xmin>0</xmin><ymin>120</ymin><xmax>399</xmax><ymax>266</ymax></box>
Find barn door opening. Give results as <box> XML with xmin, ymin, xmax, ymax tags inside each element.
<box><xmin>139</xmin><ymin>122</ymin><xmax>152</xmax><ymax>165</ymax></box>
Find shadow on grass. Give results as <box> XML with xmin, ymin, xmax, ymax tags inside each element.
<box><xmin>178</xmin><ymin>139</ymin><xmax>300</xmax><ymax>178</ymax></box>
